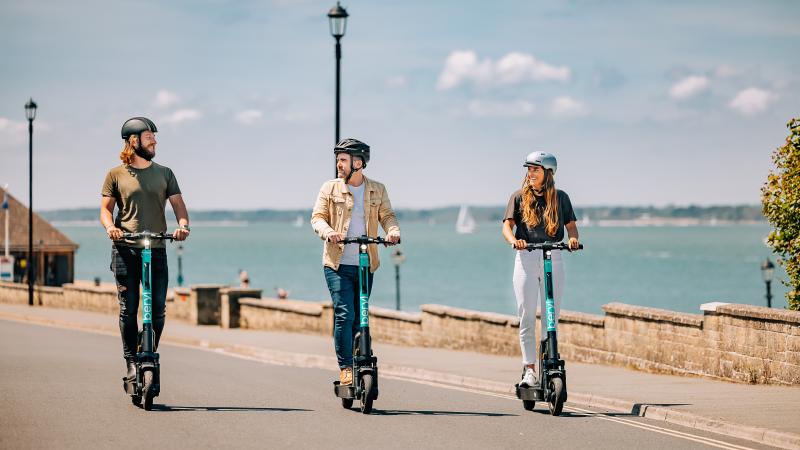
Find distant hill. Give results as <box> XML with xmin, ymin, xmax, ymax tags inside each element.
<box><xmin>39</xmin><ymin>205</ymin><xmax>766</xmax><ymax>224</ymax></box>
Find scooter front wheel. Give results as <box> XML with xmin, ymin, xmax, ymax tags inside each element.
<box><xmin>359</xmin><ymin>373</ymin><xmax>374</xmax><ymax>414</ymax></box>
<box><xmin>131</xmin><ymin>395</ymin><xmax>142</xmax><ymax>407</ymax></box>
<box><xmin>142</xmin><ymin>370</ymin><xmax>155</xmax><ymax>411</ymax></box>
<box><xmin>548</xmin><ymin>377</ymin><xmax>565</xmax><ymax>416</ymax></box>
<box><xmin>341</xmin><ymin>398</ymin><xmax>354</xmax><ymax>409</ymax></box>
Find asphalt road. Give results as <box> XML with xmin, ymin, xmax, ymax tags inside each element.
<box><xmin>0</xmin><ymin>320</ymin><xmax>778</xmax><ymax>449</ymax></box>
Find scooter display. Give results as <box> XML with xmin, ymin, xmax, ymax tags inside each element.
<box><xmin>514</xmin><ymin>241</ymin><xmax>583</xmax><ymax>416</ymax></box>
<box><xmin>118</xmin><ymin>231</ymin><xmax>175</xmax><ymax>411</ymax></box>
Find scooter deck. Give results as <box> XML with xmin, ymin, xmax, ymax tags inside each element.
<box><xmin>333</xmin><ymin>381</ymin><xmax>356</xmax><ymax>399</ymax></box>
<box><xmin>515</xmin><ymin>383</ymin><xmax>543</xmax><ymax>401</ymax></box>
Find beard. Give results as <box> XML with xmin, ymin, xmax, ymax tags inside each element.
<box><xmin>135</xmin><ymin>145</ymin><xmax>155</xmax><ymax>161</ymax></box>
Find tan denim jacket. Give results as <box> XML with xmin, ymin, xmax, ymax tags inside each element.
<box><xmin>310</xmin><ymin>176</ymin><xmax>400</xmax><ymax>273</ymax></box>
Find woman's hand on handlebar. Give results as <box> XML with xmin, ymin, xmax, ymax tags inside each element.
<box><xmin>327</xmin><ymin>231</ymin><xmax>343</xmax><ymax>244</ymax></box>
<box><xmin>510</xmin><ymin>239</ymin><xmax>527</xmax><ymax>250</ymax></box>
<box><xmin>106</xmin><ymin>226</ymin><xmax>123</xmax><ymax>241</ymax></box>
<box><xmin>568</xmin><ymin>237</ymin><xmax>580</xmax><ymax>251</ymax></box>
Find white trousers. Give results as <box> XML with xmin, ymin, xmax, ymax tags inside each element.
<box><xmin>512</xmin><ymin>249</ymin><xmax>565</xmax><ymax>370</ymax></box>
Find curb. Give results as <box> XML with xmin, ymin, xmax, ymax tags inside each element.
<box><xmin>2</xmin><ymin>310</ymin><xmax>798</xmax><ymax>450</ymax></box>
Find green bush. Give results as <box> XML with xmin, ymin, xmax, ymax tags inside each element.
<box><xmin>762</xmin><ymin>118</ymin><xmax>800</xmax><ymax>310</ymax></box>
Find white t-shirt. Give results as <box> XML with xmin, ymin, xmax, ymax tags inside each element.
<box><xmin>340</xmin><ymin>182</ymin><xmax>366</xmax><ymax>266</ymax></box>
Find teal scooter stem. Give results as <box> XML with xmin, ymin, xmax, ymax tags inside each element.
<box><xmin>118</xmin><ymin>231</ymin><xmax>175</xmax><ymax>411</ymax></box>
<box><xmin>514</xmin><ymin>241</ymin><xmax>583</xmax><ymax>416</ymax></box>
<box><xmin>333</xmin><ymin>235</ymin><xmax>398</xmax><ymax>414</ymax></box>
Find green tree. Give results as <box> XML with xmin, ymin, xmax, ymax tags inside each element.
<box><xmin>762</xmin><ymin>118</ymin><xmax>800</xmax><ymax>310</ymax></box>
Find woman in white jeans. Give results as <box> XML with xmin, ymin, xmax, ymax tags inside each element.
<box><xmin>501</xmin><ymin>151</ymin><xmax>581</xmax><ymax>387</ymax></box>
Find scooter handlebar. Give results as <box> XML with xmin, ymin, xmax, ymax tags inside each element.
<box><xmin>523</xmin><ymin>242</ymin><xmax>583</xmax><ymax>251</ymax></box>
<box><xmin>340</xmin><ymin>235</ymin><xmax>400</xmax><ymax>245</ymax></box>
<box><xmin>118</xmin><ymin>232</ymin><xmax>176</xmax><ymax>241</ymax></box>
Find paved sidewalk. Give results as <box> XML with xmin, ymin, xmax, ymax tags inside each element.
<box><xmin>1</xmin><ymin>303</ymin><xmax>798</xmax><ymax>449</ymax></box>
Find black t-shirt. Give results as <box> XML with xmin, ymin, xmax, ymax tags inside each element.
<box><xmin>503</xmin><ymin>189</ymin><xmax>576</xmax><ymax>243</ymax></box>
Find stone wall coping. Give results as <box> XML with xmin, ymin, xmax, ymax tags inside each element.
<box><xmin>0</xmin><ymin>281</ymin><xmax>64</xmax><ymax>293</ymax></box>
<box><xmin>63</xmin><ymin>283</ymin><xmax>117</xmax><ymax>294</ymax></box>
<box><xmin>219</xmin><ymin>287</ymin><xmax>263</xmax><ymax>296</ymax></box>
<box><xmin>602</xmin><ymin>302</ymin><xmax>703</xmax><ymax>327</ymax></box>
<box><xmin>714</xmin><ymin>303</ymin><xmax>800</xmax><ymax>325</ymax></box>
<box><xmin>558</xmin><ymin>310</ymin><xmax>606</xmax><ymax>327</ymax></box>
<box><xmin>421</xmin><ymin>304</ymin><xmax>514</xmax><ymax>326</ymax></box>
<box><xmin>239</xmin><ymin>298</ymin><xmax>323</xmax><ymax>316</ymax></box>
<box><xmin>191</xmin><ymin>284</ymin><xmax>227</xmax><ymax>291</ymax></box>
<box><xmin>370</xmin><ymin>306</ymin><xmax>422</xmax><ymax>324</ymax></box>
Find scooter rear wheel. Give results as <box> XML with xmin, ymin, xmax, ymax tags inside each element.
<box><xmin>359</xmin><ymin>373</ymin><xmax>374</xmax><ymax>414</ymax></box>
<box><xmin>523</xmin><ymin>400</ymin><xmax>535</xmax><ymax>411</ymax></box>
<box><xmin>341</xmin><ymin>398</ymin><xmax>354</xmax><ymax>409</ymax></box>
<box><xmin>131</xmin><ymin>395</ymin><xmax>142</xmax><ymax>407</ymax></box>
<box><xmin>548</xmin><ymin>377</ymin><xmax>565</xmax><ymax>416</ymax></box>
<box><xmin>142</xmin><ymin>370</ymin><xmax>155</xmax><ymax>411</ymax></box>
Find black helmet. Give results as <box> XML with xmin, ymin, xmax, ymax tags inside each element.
<box><xmin>121</xmin><ymin>117</ymin><xmax>158</xmax><ymax>140</ymax></box>
<box><xmin>334</xmin><ymin>138</ymin><xmax>370</xmax><ymax>166</ymax></box>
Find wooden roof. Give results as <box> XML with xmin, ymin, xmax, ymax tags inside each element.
<box><xmin>1</xmin><ymin>190</ymin><xmax>79</xmax><ymax>253</ymax></box>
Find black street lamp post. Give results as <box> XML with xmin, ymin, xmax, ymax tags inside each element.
<box><xmin>24</xmin><ymin>98</ymin><xmax>37</xmax><ymax>307</ymax></box>
<box><xmin>761</xmin><ymin>258</ymin><xmax>775</xmax><ymax>308</ymax></box>
<box><xmin>328</xmin><ymin>2</ymin><xmax>348</xmax><ymax>178</ymax></box>
<box><xmin>391</xmin><ymin>248</ymin><xmax>405</xmax><ymax>311</ymax></box>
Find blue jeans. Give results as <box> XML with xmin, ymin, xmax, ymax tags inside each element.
<box><xmin>324</xmin><ymin>265</ymin><xmax>373</xmax><ymax>368</ymax></box>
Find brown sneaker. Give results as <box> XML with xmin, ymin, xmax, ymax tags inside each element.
<box><xmin>339</xmin><ymin>367</ymin><xmax>353</xmax><ymax>385</ymax></box>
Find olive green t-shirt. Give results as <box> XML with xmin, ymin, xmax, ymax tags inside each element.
<box><xmin>101</xmin><ymin>162</ymin><xmax>181</xmax><ymax>248</ymax></box>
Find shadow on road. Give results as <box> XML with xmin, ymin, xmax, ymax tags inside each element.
<box><xmin>151</xmin><ymin>405</ymin><xmax>312</xmax><ymax>413</ymax></box>
<box><xmin>371</xmin><ymin>409</ymin><xmax>517</xmax><ymax>417</ymax></box>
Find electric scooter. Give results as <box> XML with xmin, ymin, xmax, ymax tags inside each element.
<box><xmin>118</xmin><ymin>231</ymin><xmax>175</xmax><ymax>411</ymax></box>
<box><xmin>333</xmin><ymin>235</ymin><xmax>397</xmax><ymax>414</ymax></box>
<box><xmin>514</xmin><ymin>241</ymin><xmax>583</xmax><ymax>416</ymax></box>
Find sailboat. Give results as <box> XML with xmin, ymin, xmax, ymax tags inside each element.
<box><xmin>455</xmin><ymin>205</ymin><xmax>476</xmax><ymax>234</ymax></box>
<box><xmin>292</xmin><ymin>215</ymin><xmax>304</xmax><ymax>228</ymax></box>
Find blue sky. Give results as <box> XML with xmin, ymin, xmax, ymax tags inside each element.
<box><xmin>1</xmin><ymin>0</ymin><xmax>798</xmax><ymax>209</ymax></box>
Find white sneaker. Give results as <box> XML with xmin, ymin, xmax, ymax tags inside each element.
<box><xmin>520</xmin><ymin>367</ymin><xmax>536</xmax><ymax>387</ymax></box>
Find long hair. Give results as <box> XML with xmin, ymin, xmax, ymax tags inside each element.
<box><xmin>120</xmin><ymin>135</ymin><xmax>137</xmax><ymax>166</ymax></box>
<box><xmin>521</xmin><ymin>169</ymin><xmax>559</xmax><ymax>237</ymax></box>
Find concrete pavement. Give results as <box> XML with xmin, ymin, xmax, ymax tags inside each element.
<box><xmin>1</xmin><ymin>303</ymin><xmax>798</xmax><ymax>449</ymax></box>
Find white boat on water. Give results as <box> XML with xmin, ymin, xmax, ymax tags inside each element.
<box><xmin>292</xmin><ymin>215</ymin><xmax>304</xmax><ymax>228</ymax></box>
<box><xmin>455</xmin><ymin>205</ymin><xmax>476</xmax><ymax>234</ymax></box>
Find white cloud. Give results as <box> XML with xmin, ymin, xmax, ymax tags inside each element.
<box><xmin>714</xmin><ymin>65</ymin><xmax>739</xmax><ymax>78</ymax></box>
<box><xmin>729</xmin><ymin>87</ymin><xmax>774</xmax><ymax>115</ymax></box>
<box><xmin>154</xmin><ymin>90</ymin><xmax>180</xmax><ymax>108</ymax></box>
<box><xmin>0</xmin><ymin>117</ymin><xmax>27</xmax><ymax>135</ymax></box>
<box><xmin>467</xmin><ymin>100</ymin><xmax>535</xmax><ymax>118</ymax></box>
<box><xmin>386</xmin><ymin>75</ymin><xmax>408</xmax><ymax>89</ymax></box>
<box><xmin>437</xmin><ymin>50</ymin><xmax>570</xmax><ymax>90</ymax></box>
<box><xmin>550</xmin><ymin>96</ymin><xmax>588</xmax><ymax>118</ymax></box>
<box><xmin>669</xmin><ymin>76</ymin><xmax>709</xmax><ymax>100</ymax></box>
<box><xmin>235</xmin><ymin>109</ymin><xmax>263</xmax><ymax>125</ymax></box>
<box><xmin>161</xmin><ymin>109</ymin><xmax>201</xmax><ymax>124</ymax></box>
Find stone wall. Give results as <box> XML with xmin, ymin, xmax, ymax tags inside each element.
<box><xmin>1</xmin><ymin>280</ymin><xmax>798</xmax><ymax>385</ymax></box>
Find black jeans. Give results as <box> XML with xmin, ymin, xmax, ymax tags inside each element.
<box><xmin>110</xmin><ymin>244</ymin><xmax>169</xmax><ymax>361</ymax></box>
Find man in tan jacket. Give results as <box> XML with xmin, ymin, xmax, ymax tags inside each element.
<box><xmin>311</xmin><ymin>138</ymin><xmax>400</xmax><ymax>385</ymax></box>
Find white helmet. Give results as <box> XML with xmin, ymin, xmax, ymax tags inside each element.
<box><xmin>523</xmin><ymin>151</ymin><xmax>557</xmax><ymax>174</ymax></box>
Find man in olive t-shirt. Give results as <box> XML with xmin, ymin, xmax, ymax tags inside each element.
<box><xmin>100</xmin><ymin>117</ymin><xmax>190</xmax><ymax>380</ymax></box>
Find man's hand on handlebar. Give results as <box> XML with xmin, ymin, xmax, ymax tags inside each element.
<box><xmin>386</xmin><ymin>231</ymin><xmax>400</xmax><ymax>245</ymax></box>
<box><xmin>173</xmin><ymin>227</ymin><xmax>190</xmax><ymax>241</ymax></box>
<box><xmin>327</xmin><ymin>231</ymin><xmax>344</xmax><ymax>244</ymax></box>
